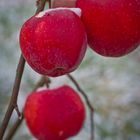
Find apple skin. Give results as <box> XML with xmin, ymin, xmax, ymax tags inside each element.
<box><xmin>24</xmin><ymin>85</ymin><xmax>85</xmax><ymax>140</ymax></box>
<box><xmin>20</xmin><ymin>8</ymin><xmax>87</xmax><ymax>77</ymax></box>
<box><xmin>76</xmin><ymin>0</ymin><xmax>140</xmax><ymax>57</ymax></box>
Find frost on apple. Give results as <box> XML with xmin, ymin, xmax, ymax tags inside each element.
<box><xmin>20</xmin><ymin>8</ymin><xmax>87</xmax><ymax>77</ymax></box>
<box><xmin>36</xmin><ymin>7</ymin><xmax>82</xmax><ymax>18</ymax></box>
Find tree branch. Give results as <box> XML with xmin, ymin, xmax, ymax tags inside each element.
<box><xmin>0</xmin><ymin>0</ymin><xmax>47</xmax><ymax>139</ymax></box>
<box><xmin>5</xmin><ymin>76</ymin><xmax>49</xmax><ymax>140</ymax></box>
<box><xmin>67</xmin><ymin>74</ymin><xmax>94</xmax><ymax>140</ymax></box>
<box><xmin>0</xmin><ymin>55</ymin><xmax>25</xmax><ymax>140</ymax></box>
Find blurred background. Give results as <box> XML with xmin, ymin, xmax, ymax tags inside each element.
<box><xmin>0</xmin><ymin>0</ymin><xmax>140</xmax><ymax>140</ymax></box>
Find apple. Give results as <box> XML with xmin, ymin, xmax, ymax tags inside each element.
<box><xmin>20</xmin><ymin>8</ymin><xmax>87</xmax><ymax>76</ymax></box>
<box><xmin>24</xmin><ymin>85</ymin><xmax>85</xmax><ymax>140</ymax></box>
<box><xmin>76</xmin><ymin>0</ymin><xmax>140</xmax><ymax>57</ymax></box>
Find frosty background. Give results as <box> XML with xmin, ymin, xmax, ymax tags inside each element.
<box><xmin>0</xmin><ymin>0</ymin><xmax>140</xmax><ymax>139</ymax></box>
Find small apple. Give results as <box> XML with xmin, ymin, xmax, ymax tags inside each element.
<box><xmin>20</xmin><ymin>8</ymin><xmax>87</xmax><ymax>76</ymax></box>
<box><xmin>76</xmin><ymin>0</ymin><xmax>140</xmax><ymax>57</ymax></box>
<box><xmin>24</xmin><ymin>85</ymin><xmax>85</xmax><ymax>140</ymax></box>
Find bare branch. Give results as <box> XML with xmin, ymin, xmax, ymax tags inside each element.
<box><xmin>35</xmin><ymin>0</ymin><xmax>47</xmax><ymax>14</ymax></box>
<box><xmin>33</xmin><ymin>76</ymin><xmax>46</xmax><ymax>91</ymax></box>
<box><xmin>0</xmin><ymin>0</ymin><xmax>47</xmax><ymax>139</ymax></box>
<box><xmin>44</xmin><ymin>76</ymin><xmax>51</xmax><ymax>88</ymax></box>
<box><xmin>5</xmin><ymin>114</ymin><xmax>24</xmax><ymax>140</ymax></box>
<box><xmin>5</xmin><ymin>76</ymin><xmax>50</xmax><ymax>140</ymax></box>
<box><xmin>14</xmin><ymin>105</ymin><xmax>22</xmax><ymax>119</ymax></box>
<box><xmin>67</xmin><ymin>74</ymin><xmax>94</xmax><ymax>140</ymax></box>
<box><xmin>0</xmin><ymin>55</ymin><xmax>25</xmax><ymax>139</ymax></box>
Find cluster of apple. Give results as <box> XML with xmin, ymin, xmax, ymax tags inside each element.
<box><xmin>20</xmin><ymin>0</ymin><xmax>140</xmax><ymax>140</ymax></box>
<box><xmin>20</xmin><ymin>0</ymin><xmax>140</xmax><ymax>77</ymax></box>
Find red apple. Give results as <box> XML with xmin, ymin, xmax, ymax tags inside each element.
<box><xmin>20</xmin><ymin>8</ymin><xmax>87</xmax><ymax>76</ymax></box>
<box><xmin>76</xmin><ymin>0</ymin><xmax>140</xmax><ymax>57</ymax></box>
<box><xmin>24</xmin><ymin>85</ymin><xmax>85</xmax><ymax>140</ymax></box>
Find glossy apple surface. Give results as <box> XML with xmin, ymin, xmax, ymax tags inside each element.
<box><xmin>20</xmin><ymin>8</ymin><xmax>87</xmax><ymax>76</ymax></box>
<box><xmin>24</xmin><ymin>85</ymin><xmax>85</xmax><ymax>140</ymax></box>
<box><xmin>76</xmin><ymin>0</ymin><xmax>140</xmax><ymax>57</ymax></box>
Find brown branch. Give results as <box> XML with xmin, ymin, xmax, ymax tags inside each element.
<box><xmin>49</xmin><ymin>0</ymin><xmax>52</xmax><ymax>8</ymax></box>
<box><xmin>35</xmin><ymin>0</ymin><xmax>47</xmax><ymax>14</ymax></box>
<box><xmin>5</xmin><ymin>114</ymin><xmax>24</xmax><ymax>140</ymax></box>
<box><xmin>0</xmin><ymin>0</ymin><xmax>47</xmax><ymax>139</ymax></box>
<box><xmin>5</xmin><ymin>76</ymin><xmax>50</xmax><ymax>140</ymax></box>
<box><xmin>44</xmin><ymin>76</ymin><xmax>51</xmax><ymax>88</ymax></box>
<box><xmin>14</xmin><ymin>105</ymin><xmax>22</xmax><ymax>118</ymax></box>
<box><xmin>67</xmin><ymin>74</ymin><xmax>94</xmax><ymax>140</ymax></box>
<box><xmin>32</xmin><ymin>76</ymin><xmax>47</xmax><ymax>91</ymax></box>
<box><xmin>0</xmin><ymin>55</ymin><xmax>25</xmax><ymax>140</ymax></box>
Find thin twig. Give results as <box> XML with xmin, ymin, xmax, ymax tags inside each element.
<box><xmin>33</xmin><ymin>76</ymin><xmax>47</xmax><ymax>91</ymax></box>
<box><xmin>44</xmin><ymin>76</ymin><xmax>51</xmax><ymax>88</ymax></box>
<box><xmin>0</xmin><ymin>0</ymin><xmax>47</xmax><ymax>139</ymax></box>
<box><xmin>90</xmin><ymin>111</ymin><xmax>94</xmax><ymax>140</ymax></box>
<box><xmin>35</xmin><ymin>0</ymin><xmax>47</xmax><ymax>14</ymax></box>
<box><xmin>49</xmin><ymin>0</ymin><xmax>51</xmax><ymax>8</ymax></box>
<box><xmin>0</xmin><ymin>55</ymin><xmax>25</xmax><ymax>140</ymax></box>
<box><xmin>5</xmin><ymin>114</ymin><xmax>24</xmax><ymax>140</ymax></box>
<box><xmin>14</xmin><ymin>105</ymin><xmax>22</xmax><ymax>118</ymax></box>
<box><xmin>5</xmin><ymin>76</ymin><xmax>50</xmax><ymax>140</ymax></box>
<box><xmin>67</xmin><ymin>74</ymin><xmax>94</xmax><ymax>140</ymax></box>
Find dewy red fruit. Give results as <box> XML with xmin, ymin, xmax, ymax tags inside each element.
<box><xmin>20</xmin><ymin>8</ymin><xmax>87</xmax><ymax>76</ymax></box>
<box><xmin>76</xmin><ymin>0</ymin><xmax>140</xmax><ymax>57</ymax></box>
<box><xmin>24</xmin><ymin>85</ymin><xmax>85</xmax><ymax>140</ymax></box>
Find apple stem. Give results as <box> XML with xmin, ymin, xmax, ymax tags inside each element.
<box><xmin>14</xmin><ymin>104</ymin><xmax>22</xmax><ymax>119</ymax></box>
<box><xmin>67</xmin><ymin>74</ymin><xmax>94</xmax><ymax>140</ymax></box>
<box><xmin>0</xmin><ymin>0</ymin><xmax>47</xmax><ymax>139</ymax></box>
<box><xmin>49</xmin><ymin>0</ymin><xmax>51</xmax><ymax>8</ymax></box>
